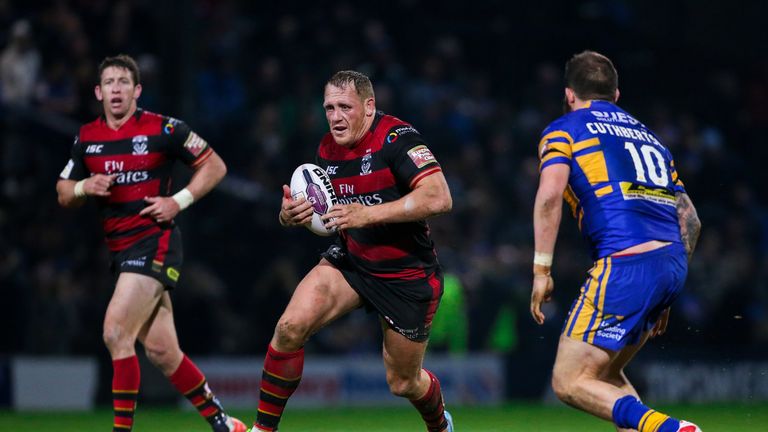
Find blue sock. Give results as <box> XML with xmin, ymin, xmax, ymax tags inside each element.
<box><xmin>658</xmin><ymin>418</ymin><xmax>682</xmax><ymax>432</ymax></box>
<box><xmin>612</xmin><ymin>395</ymin><xmax>680</xmax><ymax>431</ymax></box>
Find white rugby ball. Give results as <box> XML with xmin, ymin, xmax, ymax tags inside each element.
<box><xmin>290</xmin><ymin>163</ymin><xmax>338</xmax><ymax>236</ymax></box>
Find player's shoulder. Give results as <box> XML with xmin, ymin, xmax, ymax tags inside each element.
<box><xmin>377</xmin><ymin>113</ymin><xmax>417</xmax><ymax>133</ymax></box>
<box><xmin>319</xmin><ymin>131</ymin><xmax>335</xmax><ymax>149</ymax></box>
<box><xmin>318</xmin><ymin>131</ymin><xmax>340</xmax><ymax>160</ymax></box>
<box><xmin>376</xmin><ymin>113</ymin><xmax>422</xmax><ymax>146</ymax></box>
<box><xmin>137</xmin><ymin>109</ymin><xmax>176</xmax><ymax>129</ymax></box>
<box><xmin>541</xmin><ymin>101</ymin><xmax>617</xmax><ymax>140</ymax></box>
<box><xmin>541</xmin><ymin>112</ymin><xmax>580</xmax><ymax>143</ymax></box>
<box><xmin>79</xmin><ymin>116</ymin><xmax>103</xmax><ymax>134</ymax></box>
<box><xmin>144</xmin><ymin>110</ymin><xmax>192</xmax><ymax>138</ymax></box>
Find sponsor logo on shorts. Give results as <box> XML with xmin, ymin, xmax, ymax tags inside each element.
<box><xmin>384</xmin><ymin>315</ymin><xmax>420</xmax><ymax>339</ymax></box>
<box><xmin>121</xmin><ymin>257</ymin><xmax>147</xmax><ymax>268</ymax></box>
<box><xmin>325</xmin><ymin>245</ymin><xmax>345</xmax><ymax>260</ymax></box>
<box><xmin>407</xmin><ymin>145</ymin><xmax>436</xmax><ymax>168</ymax></box>
<box><xmin>166</xmin><ymin>267</ymin><xmax>180</xmax><ymax>282</ymax></box>
<box><xmin>596</xmin><ymin>320</ymin><xmax>627</xmax><ymax>342</ymax></box>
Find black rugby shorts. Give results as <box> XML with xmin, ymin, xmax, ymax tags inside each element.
<box><xmin>322</xmin><ymin>244</ymin><xmax>443</xmax><ymax>342</ymax></box>
<box><xmin>110</xmin><ymin>227</ymin><xmax>183</xmax><ymax>289</ymax></box>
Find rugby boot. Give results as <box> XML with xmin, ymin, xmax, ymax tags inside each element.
<box><xmin>445</xmin><ymin>410</ymin><xmax>454</xmax><ymax>432</ymax></box>
<box><xmin>677</xmin><ymin>420</ymin><xmax>702</xmax><ymax>432</ymax></box>
<box><xmin>211</xmin><ymin>413</ymin><xmax>247</xmax><ymax>432</ymax></box>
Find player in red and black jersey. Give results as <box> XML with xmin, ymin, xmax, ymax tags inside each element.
<box><xmin>251</xmin><ymin>71</ymin><xmax>454</xmax><ymax>432</ymax></box>
<box><xmin>56</xmin><ymin>55</ymin><xmax>245</xmax><ymax>432</ymax></box>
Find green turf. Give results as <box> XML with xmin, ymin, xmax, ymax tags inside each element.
<box><xmin>1</xmin><ymin>403</ymin><xmax>766</xmax><ymax>431</ymax></box>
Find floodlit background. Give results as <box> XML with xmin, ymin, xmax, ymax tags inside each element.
<box><xmin>1</xmin><ymin>1</ymin><xmax>767</xmax><ymax>429</ymax></box>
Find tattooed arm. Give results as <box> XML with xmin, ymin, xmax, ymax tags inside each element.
<box><xmin>676</xmin><ymin>192</ymin><xmax>701</xmax><ymax>261</ymax></box>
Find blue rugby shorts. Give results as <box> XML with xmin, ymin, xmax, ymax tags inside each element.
<box><xmin>562</xmin><ymin>243</ymin><xmax>688</xmax><ymax>351</ymax></box>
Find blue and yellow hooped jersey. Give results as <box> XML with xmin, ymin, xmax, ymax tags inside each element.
<box><xmin>538</xmin><ymin>100</ymin><xmax>685</xmax><ymax>260</ymax></box>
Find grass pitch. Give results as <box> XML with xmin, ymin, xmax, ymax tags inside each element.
<box><xmin>2</xmin><ymin>403</ymin><xmax>766</xmax><ymax>431</ymax></box>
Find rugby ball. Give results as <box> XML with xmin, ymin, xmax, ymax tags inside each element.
<box><xmin>290</xmin><ymin>163</ymin><xmax>338</xmax><ymax>236</ymax></box>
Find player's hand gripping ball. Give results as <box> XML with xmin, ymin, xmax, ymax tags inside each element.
<box><xmin>290</xmin><ymin>163</ymin><xmax>338</xmax><ymax>236</ymax></box>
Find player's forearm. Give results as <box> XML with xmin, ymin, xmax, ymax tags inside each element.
<box><xmin>675</xmin><ymin>192</ymin><xmax>701</xmax><ymax>261</ymax></box>
<box><xmin>184</xmin><ymin>151</ymin><xmax>227</xmax><ymax>201</ymax></box>
<box><xmin>56</xmin><ymin>179</ymin><xmax>86</xmax><ymax>208</ymax></box>
<box><xmin>368</xmin><ymin>174</ymin><xmax>452</xmax><ymax>224</ymax></box>
<box><xmin>533</xmin><ymin>190</ymin><xmax>562</xmax><ymax>271</ymax></box>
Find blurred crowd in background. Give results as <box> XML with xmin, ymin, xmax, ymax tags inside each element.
<box><xmin>1</xmin><ymin>0</ymin><xmax>767</xmax><ymax>364</ymax></box>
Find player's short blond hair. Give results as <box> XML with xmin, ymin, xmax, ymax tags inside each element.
<box><xmin>326</xmin><ymin>70</ymin><xmax>375</xmax><ymax>100</ymax></box>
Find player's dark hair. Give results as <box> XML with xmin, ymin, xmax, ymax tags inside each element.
<box><xmin>98</xmin><ymin>54</ymin><xmax>140</xmax><ymax>86</ymax></box>
<box><xmin>326</xmin><ymin>70</ymin><xmax>375</xmax><ymax>100</ymax></box>
<box><xmin>565</xmin><ymin>51</ymin><xmax>617</xmax><ymax>101</ymax></box>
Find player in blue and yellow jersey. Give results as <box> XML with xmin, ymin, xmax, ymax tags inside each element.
<box><xmin>530</xmin><ymin>51</ymin><xmax>702</xmax><ymax>432</ymax></box>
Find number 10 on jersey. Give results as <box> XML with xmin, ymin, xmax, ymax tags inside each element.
<box><xmin>624</xmin><ymin>141</ymin><xmax>669</xmax><ymax>187</ymax></box>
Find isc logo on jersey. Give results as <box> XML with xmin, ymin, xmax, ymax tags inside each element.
<box><xmin>290</xmin><ymin>163</ymin><xmax>338</xmax><ymax>236</ymax></box>
<box><xmin>86</xmin><ymin>144</ymin><xmax>104</xmax><ymax>154</ymax></box>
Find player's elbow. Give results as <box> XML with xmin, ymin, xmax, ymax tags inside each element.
<box><xmin>201</xmin><ymin>151</ymin><xmax>227</xmax><ymax>185</ymax></box>
<box><xmin>212</xmin><ymin>154</ymin><xmax>227</xmax><ymax>183</ymax></box>
<box><xmin>439</xmin><ymin>193</ymin><xmax>453</xmax><ymax>214</ymax></box>
<box><xmin>56</xmin><ymin>182</ymin><xmax>81</xmax><ymax>208</ymax></box>
<box><xmin>428</xmin><ymin>190</ymin><xmax>452</xmax><ymax>216</ymax></box>
<box><xmin>57</xmin><ymin>194</ymin><xmax>69</xmax><ymax>208</ymax></box>
<box><xmin>58</xmin><ymin>196</ymin><xmax>83</xmax><ymax>208</ymax></box>
<box><xmin>431</xmin><ymin>180</ymin><xmax>453</xmax><ymax>215</ymax></box>
<box><xmin>536</xmin><ymin>191</ymin><xmax>563</xmax><ymax>215</ymax></box>
<box><xmin>216</xmin><ymin>162</ymin><xmax>227</xmax><ymax>185</ymax></box>
<box><xmin>692</xmin><ymin>212</ymin><xmax>702</xmax><ymax>233</ymax></box>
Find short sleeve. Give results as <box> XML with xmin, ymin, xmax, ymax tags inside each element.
<box><xmin>538</xmin><ymin>129</ymin><xmax>574</xmax><ymax>172</ymax></box>
<box><xmin>381</xmin><ymin>125</ymin><xmax>442</xmax><ymax>188</ymax></box>
<box><xmin>668</xmin><ymin>157</ymin><xmax>686</xmax><ymax>194</ymax></box>
<box><xmin>166</xmin><ymin>117</ymin><xmax>213</xmax><ymax>168</ymax></box>
<box><xmin>59</xmin><ymin>134</ymin><xmax>88</xmax><ymax>180</ymax></box>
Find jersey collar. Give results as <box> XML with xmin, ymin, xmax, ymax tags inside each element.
<box><xmin>100</xmin><ymin>107</ymin><xmax>144</xmax><ymax>124</ymax></box>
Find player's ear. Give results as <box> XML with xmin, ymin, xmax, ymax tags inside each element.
<box><xmin>134</xmin><ymin>83</ymin><xmax>142</xmax><ymax>100</ymax></box>
<box><xmin>614</xmin><ymin>88</ymin><xmax>620</xmax><ymax>103</ymax></box>
<box><xmin>365</xmin><ymin>97</ymin><xmax>375</xmax><ymax>116</ymax></box>
<box><xmin>94</xmin><ymin>85</ymin><xmax>103</xmax><ymax>101</ymax></box>
<box><xmin>564</xmin><ymin>88</ymin><xmax>576</xmax><ymax>105</ymax></box>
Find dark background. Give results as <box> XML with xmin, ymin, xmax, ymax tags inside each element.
<box><xmin>1</xmin><ymin>0</ymin><xmax>766</xmax><ymax>399</ymax></box>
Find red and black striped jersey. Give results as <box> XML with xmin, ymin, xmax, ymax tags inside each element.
<box><xmin>58</xmin><ymin>109</ymin><xmax>212</xmax><ymax>252</ymax></box>
<box><xmin>317</xmin><ymin>112</ymin><xmax>443</xmax><ymax>280</ymax></box>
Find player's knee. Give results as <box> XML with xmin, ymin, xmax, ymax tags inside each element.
<box><xmin>551</xmin><ymin>372</ymin><xmax>577</xmax><ymax>405</ymax></box>
<box><xmin>144</xmin><ymin>343</ymin><xmax>178</xmax><ymax>371</ymax></box>
<box><xmin>602</xmin><ymin>369</ymin><xmax>625</xmax><ymax>388</ymax></box>
<box><xmin>274</xmin><ymin>319</ymin><xmax>310</xmax><ymax>351</ymax></box>
<box><xmin>386</xmin><ymin>372</ymin><xmax>419</xmax><ymax>398</ymax></box>
<box><xmin>102</xmin><ymin>323</ymin><xmax>132</xmax><ymax>352</ymax></box>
